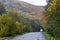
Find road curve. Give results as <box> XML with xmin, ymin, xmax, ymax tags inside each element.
<box><xmin>6</xmin><ymin>32</ymin><xmax>46</xmax><ymax>40</ymax></box>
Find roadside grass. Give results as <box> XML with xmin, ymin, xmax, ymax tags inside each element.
<box><xmin>0</xmin><ymin>37</ymin><xmax>8</xmax><ymax>40</ymax></box>
<box><xmin>0</xmin><ymin>37</ymin><xmax>5</xmax><ymax>40</ymax></box>
<box><xmin>43</xmin><ymin>32</ymin><xmax>56</xmax><ymax>40</ymax></box>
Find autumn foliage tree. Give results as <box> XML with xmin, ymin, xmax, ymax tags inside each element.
<box><xmin>46</xmin><ymin>0</ymin><xmax>60</xmax><ymax>40</ymax></box>
<box><xmin>0</xmin><ymin>14</ymin><xmax>16</xmax><ymax>37</ymax></box>
<box><xmin>0</xmin><ymin>13</ymin><xmax>31</xmax><ymax>37</ymax></box>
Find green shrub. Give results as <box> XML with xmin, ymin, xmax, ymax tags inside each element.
<box><xmin>0</xmin><ymin>37</ymin><xmax>6</xmax><ymax>40</ymax></box>
<box><xmin>43</xmin><ymin>32</ymin><xmax>56</xmax><ymax>40</ymax></box>
<box><xmin>0</xmin><ymin>14</ymin><xmax>28</xmax><ymax>37</ymax></box>
<box><xmin>0</xmin><ymin>14</ymin><xmax>17</xmax><ymax>37</ymax></box>
<box><xmin>46</xmin><ymin>0</ymin><xmax>60</xmax><ymax>40</ymax></box>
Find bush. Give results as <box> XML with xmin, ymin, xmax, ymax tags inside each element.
<box><xmin>43</xmin><ymin>32</ymin><xmax>56</xmax><ymax>40</ymax></box>
<box><xmin>0</xmin><ymin>14</ymin><xmax>28</xmax><ymax>37</ymax></box>
<box><xmin>0</xmin><ymin>38</ymin><xmax>5</xmax><ymax>40</ymax></box>
<box><xmin>0</xmin><ymin>14</ymin><xmax>17</xmax><ymax>37</ymax></box>
<box><xmin>46</xmin><ymin>0</ymin><xmax>60</xmax><ymax>40</ymax></box>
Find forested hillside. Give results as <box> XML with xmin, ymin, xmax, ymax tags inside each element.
<box><xmin>0</xmin><ymin>0</ymin><xmax>44</xmax><ymax>37</ymax></box>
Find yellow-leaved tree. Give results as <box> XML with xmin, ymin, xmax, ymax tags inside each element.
<box><xmin>46</xmin><ymin>0</ymin><xmax>60</xmax><ymax>40</ymax></box>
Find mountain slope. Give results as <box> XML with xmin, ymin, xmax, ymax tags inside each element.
<box><xmin>1</xmin><ymin>0</ymin><xmax>45</xmax><ymax>19</ymax></box>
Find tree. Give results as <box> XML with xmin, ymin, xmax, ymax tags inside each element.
<box><xmin>0</xmin><ymin>14</ymin><xmax>16</xmax><ymax>37</ymax></box>
<box><xmin>46</xmin><ymin>0</ymin><xmax>60</xmax><ymax>40</ymax></box>
<box><xmin>15</xmin><ymin>21</ymin><xmax>27</xmax><ymax>34</ymax></box>
<box><xmin>0</xmin><ymin>2</ymin><xmax>5</xmax><ymax>14</ymax></box>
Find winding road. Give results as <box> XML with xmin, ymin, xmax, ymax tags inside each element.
<box><xmin>6</xmin><ymin>32</ymin><xmax>46</xmax><ymax>40</ymax></box>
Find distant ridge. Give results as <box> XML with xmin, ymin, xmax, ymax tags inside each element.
<box><xmin>2</xmin><ymin>0</ymin><xmax>45</xmax><ymax>20</ymax></box>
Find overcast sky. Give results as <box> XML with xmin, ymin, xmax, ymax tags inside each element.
<box><xmin>20</xmin><ymin>0</ymin><xmax>47</xmax><ymax>6</ymax></box>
